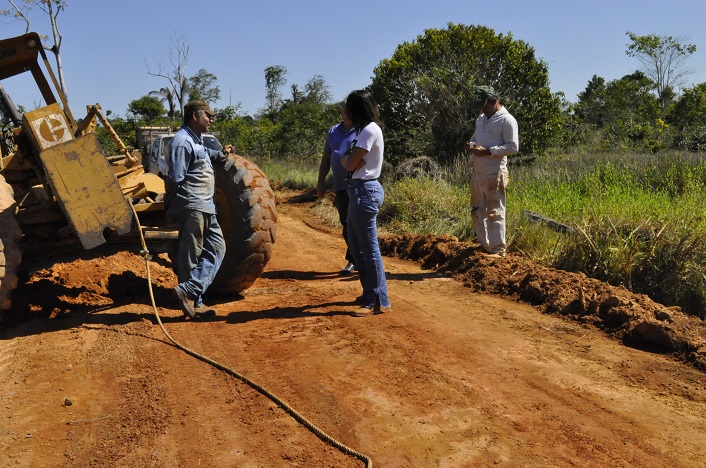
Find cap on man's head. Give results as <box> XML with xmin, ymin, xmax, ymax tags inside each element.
<box><xmin>473</xmin><ymin>85</ymin><xmax>496</xmax><ymax>102</ymax></box>
<box><xmin>184</xmin><ymin>100</ymin><xmax>216</xmax><ymax>117</ymax></box>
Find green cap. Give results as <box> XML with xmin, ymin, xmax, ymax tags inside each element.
<box><xmin>474</xmin><ymin>85</ymin><xmax>496</xmax><ymax>102</ymax></box>
<box><xmin>184</xmin><ymin>100</ymin><xmax>215</xmax><ymax>117</ymax></box>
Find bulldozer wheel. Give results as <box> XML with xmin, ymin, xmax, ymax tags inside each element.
<box><xmin>209</xmin><ymin>155</ymin><xmax>277</xmax><ymax>295</ymax></box>
<box><xmin>0</xmin><ymin>174</ymin><xmax>21</xmax><ymax>312</ymax></box>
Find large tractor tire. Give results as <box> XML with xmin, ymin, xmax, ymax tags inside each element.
<box><xmin>0</xmin><ymin>174</ymin><xmax>21</xmax><ymax>312</ymax></box>
<box><xmin>209</xmin><ymin>155</ymin><xmax>277</xmax><ymax>295</ymax></box>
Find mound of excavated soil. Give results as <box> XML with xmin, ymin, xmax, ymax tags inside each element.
<box><xmin>380</xmin><ymin>233</ymin><xmax>706</xmax><ymax>371</ymax></box>
<box><xmin>4</xmin><ymin>246</ymin><xmax>178</xmax><ymax>324</ymax></box>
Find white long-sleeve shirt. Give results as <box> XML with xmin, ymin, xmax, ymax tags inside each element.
<box><xmin>470</xmin><ymin>106</ymin><xmax>519</xmax><ymax>175</ymax></box>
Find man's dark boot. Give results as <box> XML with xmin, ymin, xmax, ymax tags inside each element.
<box><xmin>173</xmin><ymin>286</ymin><xmax>196</xmax><ymax>319</ymax></box>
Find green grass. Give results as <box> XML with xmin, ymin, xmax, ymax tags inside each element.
<box><xmin>253</xmin><ymin>156</ymin><xmax>320</xmax><ymax>191</ymax></box>
<box><xmin>257</xmin><ymin>150</ymin><xmax>706</xmax><ymax>318</ymax></box>
<box><xmin>509</xmin><ymin>151</ymin><xmax>706</xmax><ymax>317</ymax></box>
<box><xmin>380</xmin><ymin>177</ymin><xmax>473</xmax><ymax>239</ymax></box>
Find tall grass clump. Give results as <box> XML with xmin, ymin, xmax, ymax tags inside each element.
<box><xmin>380</xmin><ymin>176</ymin><xmax>472</xmax><ymax>239</ymax></box>
<box><xmin>510</xmin><ymin>150</ymin><xmax>706</xmax><ymax>317</ymax></box>
<box><xmin>555</xmin><ymin>220</ymin><xmax>706</xmax><ymax>317</ymax></box>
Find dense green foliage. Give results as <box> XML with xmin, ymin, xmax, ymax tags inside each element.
<box><xmin>126</xmin><ymin>95</ymin><xmax>167</xmax><ymax>122</ymax></box>
<box><xmin>91</xmin><ymin>25</ymin><xmax>705</xmax><ymax>166</ymax></box>
<box><xmin>210</xmin><ymin>100</ymin><xmax>339</xmax><ymax>162</ymax></box>
<box><xmin>188</xmin><ymin>69</ymin><xmax>221</xmax><ymax>103</ymax></box>
<box><xmin>574</xmin><ymin>71</ymin><xmax>662</xmax><ymax>151</ymax></box>
<box><xmin>666</xmin><ymin>82</ymin><xmax>706</xmax><ymax>151</ymax></box>
<box><xmin>94</xmin><ymin>116</ymin><xmax>140</xmax><ymax>156</ymax></box>
<box><xmin>368</xmin><ymin>23</ymin><xmax>562</xmax><ymax>164</ymax></box>
<box><xmin>569</xmin><ymin>33</ymin><xmax>698</xmax><ymax>153</ymax></box>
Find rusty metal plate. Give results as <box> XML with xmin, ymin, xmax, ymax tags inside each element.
<box><xmin>39</xmin><ymin>133</ymin><xmax>134</xmax><ymax>249</ymax></box>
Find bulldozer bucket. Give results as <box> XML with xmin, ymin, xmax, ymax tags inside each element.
<box><xmin>20</xmin><ymin>103</ymin><xmax>134</xmax><ymax>249</ymax></box>
<box><xmin>38</xmin><ymin>133</ymin><xmax>134</xmax><ymax>249</ymax></box>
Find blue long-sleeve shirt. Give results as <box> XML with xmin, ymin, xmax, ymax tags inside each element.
<box><xmin>164</xmin><ymin>125</ymin><xmax>227</xmax><ymax>215</ymax></box>
<box><xmin>324</xmin><ymin>121</ymin><xmax>357</xmax><ymax>192</ymax></box>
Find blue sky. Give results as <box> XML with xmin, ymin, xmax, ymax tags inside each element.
<box><xmin>2</xmin><ymin>0</ymin><xmax>706</xmax><ymax>118</ymax></box>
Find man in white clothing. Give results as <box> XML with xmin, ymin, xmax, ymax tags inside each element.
<box><xmin>465</xmin><ymin>85</ymin><xmax>519</xmax><ymax>258</ymax></box>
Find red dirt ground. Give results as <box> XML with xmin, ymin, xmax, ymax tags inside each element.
<box><xmin>1</xmin><ymin>191</ymin><xmax>705</xmax><ymax>467</ymax></box>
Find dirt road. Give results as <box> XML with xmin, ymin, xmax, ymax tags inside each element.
<box><xmin>1</xmin><ymin>196</ymin><xmax>705</xmax><ymax>467</ymax></box>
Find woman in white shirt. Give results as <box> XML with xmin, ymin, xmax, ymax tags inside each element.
<box><xmin>341</xmin><ymin>90</ymin><xmax>391</xmax><ymax>317</ymax></box>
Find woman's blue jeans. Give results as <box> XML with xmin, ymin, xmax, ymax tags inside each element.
<box><xmin>346</xmin><ymin>179</ymin><xmax>390</xmax><ymax>309</ymax></box>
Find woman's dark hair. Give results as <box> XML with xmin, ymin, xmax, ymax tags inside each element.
<box><xmin>344</xmin><ymin>90</ymin><xmax>381</xmax><ymax>133</ymax></box>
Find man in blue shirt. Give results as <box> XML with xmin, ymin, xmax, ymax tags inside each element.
<box><xmin>316</xmin><ymin>106</ymin><xmax>358</xmax><ymax>273</ymax></box>
<box><xmin>165</xmin><ymin>100</ymin><xmax>232</xmax><ymax>319</ymax></box>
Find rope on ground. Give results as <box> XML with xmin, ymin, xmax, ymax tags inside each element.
<box><xmin>129</xmin><ymin>204</ymin><xmax>372</xmax><ymax>467</ymax></box>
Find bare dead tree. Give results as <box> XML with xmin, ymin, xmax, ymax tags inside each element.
<box><xmin>146</xmin><ymin>34</ymin><xmax>190</xmax><ymax>117</ymax></box>
<box><xmin>4</xmin><ymin>0</ymin><xmax>69</xmax><ymax>100</ymax></box>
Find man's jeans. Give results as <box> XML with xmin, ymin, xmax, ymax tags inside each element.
<box><xmin>333</xmin><ymin>189</ymin><xmax>353</xmax><ymax>264</ymax></box>
<box><xmin>174</xmin><ymin>209</ymin><xmax>226</xmax><ymax>306</ymax></box>
<box><xmin>346</xmin><ymin>179</ymin><xmax>390</xmax><ymax>309</ymax></box>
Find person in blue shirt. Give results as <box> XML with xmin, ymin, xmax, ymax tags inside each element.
<box><xmin>317</xmin><ymin>104</ymin><xmax>358</xmax><ymax>274</ymax></box>
<box><xmin>165</xmin><ymin>100</ymin><xmax>232</xmax><ymax>319</ymax></box>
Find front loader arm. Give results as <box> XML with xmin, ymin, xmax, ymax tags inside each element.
<box><xmin>77</xmin><ymin>104</ymin><xmax>139</xmax><ymax>168</ymax></box>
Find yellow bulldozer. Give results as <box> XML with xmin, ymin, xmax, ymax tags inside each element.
<box><xmin>0</xmin><ymin>32</ymin><xmax>277</xmax><ymax>313</ymax></box>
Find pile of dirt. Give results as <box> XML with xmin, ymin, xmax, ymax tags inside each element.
<box><xmin>380</xmin><ymin>233</ymin><xmax>706</xmax><ymax>371</ymax></box>
<box><xmin>4</xmin><ymin>246</ymin><xmax>178</xmax><ymax>324</ymax></box>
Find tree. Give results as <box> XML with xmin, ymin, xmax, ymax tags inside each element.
<box><xmin>290</xmin><ymin>84</ymin><xmax>304</xmax><ymax>104</ymax></box>
<box><xmin>147</xmin><ymin>34</ymin><xmax>190</xmax><ymax>116</ymax></box>
<box><xmin>188</xmin><ymin>69</ymin><xmax>220</xmax><ymax>104</ymax></box>
<box><xmin>666</xmin><ymin>82</ymin><xmax>706</xmax><ymax>151</ymax></box>
<box><xmin>553</xmin><ymin>91</ymin><xmax>586</xmax><ymax>150</ymax></box>
<box><xmin>625</xmin><ymin>32</ymin><xmax>697</xmax><ymax>115</ymax></box>
<box><xmin>667</xmin><ymin>82</ymin><xmax>706</xmax><ymax>129</ymax></box>
<box><xmin>214</xmin><ymin>104</ymin><xmax>242</xmax><ymax>122</ymax></box>
<box><xmin>267</xmin><ymin>101</ymin><xmax>339</xmax><ymax>160</ymax></box>
<box><xmin>578</xmin><ymin>71</ymin><xmax>660</xmax><ymax>148</ymax></box>
<box><xmin>127</xmin><ymin>95</ymin><xmax>166</xmax><ymax>122</ymax></box>
<box><xmin>149</xmin><ymin>86</ymin><xmax>177</xmax><ymax>121</ymax></box>
<box><xmin>95</xmin><ymin>115</ymin><xmax>135</xmax><ymax>156</ymax></box>
<box><xmin>264</xmin><ymin>65</ymin><xmax>287</xmax><ymax>113</ymax></box>
<box><xmin>575</xmin><ymin>75</ymin><xmax>608</xmax><ymax>126</ymax></box>
<box><xmin>2</xmin><ymin>0</ymin><xmax>69</xmax><ymax>99</ymax></box>
<box><xmin>285</xmin><ymin>76</ymin><xmax>331</xmax><ymax>107</ymax></box>
<box><xmin>304</xmin><ymin>75</ymin><xmax>331</xmax><ymax>106</ymax></box>
<box><xmin>368</xmin><ymin>23</ymin><xmax>561</xmax><ymax>164</ymax></box>
<box><xmin>605</xmin><ymin>71</ymin><xmax>660</xmax><ymax>142</ymax></box>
